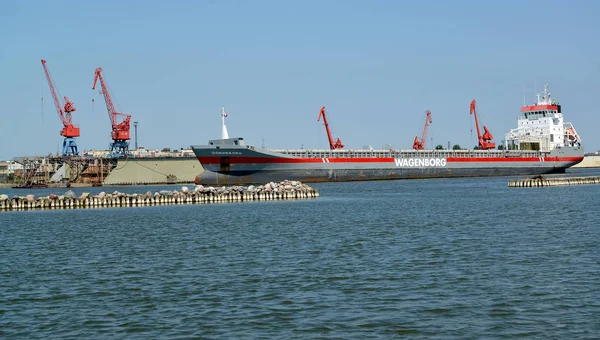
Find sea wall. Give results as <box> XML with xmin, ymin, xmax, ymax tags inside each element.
<box><xmin>103</xmin><ymin>158</ymin><xmax>203</xmax><ymax>185</ymax></box>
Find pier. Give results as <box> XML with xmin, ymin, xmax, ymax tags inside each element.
<box><xmin>508</xmin><ymin>176</ymin><xmax>600</xmax><ymax>188</ymax></box>
<box><xmin>0</xmin><ymin>180</ymin><xmax>319</xmax><ymax>212</ymax></box>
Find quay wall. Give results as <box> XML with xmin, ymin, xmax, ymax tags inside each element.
<box><xmin>104</xmin><ymin>158</ymin><xmax>203</xmax><ymax>185</ymax></box>
<box><xmin>573</xmin><ymin>155</ymin><xmax>600</xmax><ymax>168</ymax></box>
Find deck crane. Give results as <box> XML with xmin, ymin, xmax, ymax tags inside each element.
<box><xmin>469</xmin><ymin>99</ymin><xmax>495</xmax><ymax>150</ymax></box>
<box><xmin>412</xmin><ymin>110</ymin><xmax>432</xmax><ymax>150</ymax></box>
<box><xmin>92</xmin><ymin>67</ymin><xmax>132</xmax><ymax>156</ymax></box>
<box><xmin>41</xmin><ymin>59</ymin><xmax>80</xmax><ymax>156</ymax></box>
<box><xmin>318</xmin><ymin>106</ymin><xmax>344</xmax><ymax>150</ymax></box>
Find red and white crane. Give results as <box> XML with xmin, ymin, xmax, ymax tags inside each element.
<box><xmin>412</xmin><ymin>110</ymin><xmax>432</xmax><ymax>150</ymax></box>
<box><xmin>318</xmin><ymin>106</ymin><xmax>344</xmax><ymax>150</ymax></box>
<box><xmin>469</xmin><ymin>99</ymin><xmax>496</xmax><ymax>150</ymax></box>
<box><xmin>93</xmin><ymin>67</ymin><xmax>132</xmax><ymax>155</ymax></box>
<box><xmin>41</xmin><ymin>59</ymin><xmax>80</xmax><ymax>156</ymax></box>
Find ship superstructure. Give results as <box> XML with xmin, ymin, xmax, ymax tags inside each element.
<box><xmin>505</xmin><ymin>84</ymin><xmax>581</xmax><ymax>152</ymax></box>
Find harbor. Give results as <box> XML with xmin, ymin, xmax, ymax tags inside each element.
<box><xmin>1</xmin><ymin>2</ymin><xmax>599</xmax><ymax>339</ymax></box>
<box><xmin>1</xmin><ymin>80</ymin><xmax>593</xmax><ymax>187</ymax></box>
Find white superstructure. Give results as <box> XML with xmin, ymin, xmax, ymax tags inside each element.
<box><xmin>505</xmin><ymin>84</ymin><xmax>580</xmax><ymax>151</ymax></box>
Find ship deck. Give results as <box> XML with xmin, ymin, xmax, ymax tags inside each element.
<box><xmin>264</xmin><ymin>148</ymin><xmax>549</xmax><ymax>159</ymax></box>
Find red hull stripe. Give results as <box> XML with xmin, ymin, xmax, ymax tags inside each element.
<box><xmin>447</xmin><ymin>157</ymin><xmax>582</xmax><ymax>162</ymax></box>
<box><xmin>197</xmin><ymin>156</ymin><xmax>583</xmax><ymax>164</ymax></box>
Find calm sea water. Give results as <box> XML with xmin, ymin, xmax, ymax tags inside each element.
<box><xmin>1</xmin><ymin>169</ymin><xmax>599</xmax><ymax>339</ymax></box>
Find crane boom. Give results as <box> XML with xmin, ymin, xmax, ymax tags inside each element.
<box><xmin>413</xmin><ymin>110</ymin><xmax>432</xmax><ymax>150</ymax></box>
<box><xmin>41</xmin><ymin>59</ymin><xmax>80</xmax><ymax>156</ymax></box>
<box><xmin>93</xmin><ymin>67</ymin><xmax>132</xmax><ymax>155</ymax></box>
<box><xmin>469</xmin><ymin>99</ymin><xmax>495</xmax><ymax>150</ymax></box>
<box><xmin>318</xmin><ymin>106</ymin><xmax>344</xmax><ymax>150</ymax></box>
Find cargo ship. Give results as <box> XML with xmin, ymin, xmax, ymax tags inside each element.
<box><xmin>191</xmin><ymin>85</ymin><xmax>584</xmax><ymax>184</ymax></box>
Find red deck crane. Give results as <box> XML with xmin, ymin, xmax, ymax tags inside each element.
<box><xmin>93</xmin><ymin>67</ymin><xmax>132</xmax><ymax>155</ymax></box>
<box><xmin>412</xmin><ymin>110</ymin><xmax>432</xmax><ymax>150</ymax></box>
<box><xmin>41</xmin><ymin>59</ymin><xmax>80</xmax><ymax>156</ymax></box>
<box><xmin>318</xmin><ymin>106</ymin><xmax>344</xmax><ymax>150</ymax></box>
<box><xmin>469</xmin><ymin>99</ymin><xmax>496</xmax><ymax>150</ymax></box>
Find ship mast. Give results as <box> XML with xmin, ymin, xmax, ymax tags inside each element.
<box><xmin>221</xmin><ymin>106</ymin><xmax>229</xmax><ymax>139</ymax></box>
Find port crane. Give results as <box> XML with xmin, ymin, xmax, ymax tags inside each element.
<box><xmin>469</xmin><ymin>99</ymin><xmax>496</xmax><ymax>150</ymax></box>
<box><xmin>412</xmin><ymin>110</ymin><xmax>432</xmax><ymax>150</ymax></box>
<box><xmin>318</xmin><ymin>106</ymin><xmax>344</xmax><ymax>149</ymax></box>
<box><xmin>93</xmin><ymin>67</ymin><xmax>132</xmax><ymax>156</ymax></box>
<box><xmin>41</xmin><ymin>59</ymin><xmax>80</xmax><ymax>156</ymax></box>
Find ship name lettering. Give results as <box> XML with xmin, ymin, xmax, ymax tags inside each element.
<box><xmin>394</xmin><ymin>158</ymin><xmax>447</xmax><ymax>167</ymax></box>
<box><xmin>211</xmin><ymin>151</ymin><xmax>242</xmax><ymax>155</ymax></box>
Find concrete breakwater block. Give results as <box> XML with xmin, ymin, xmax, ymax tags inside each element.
<box><xmin>0</xmin><ymin>180</ymin><xmax>319</xmax><ymax>212</ymax></box>
<box><xmin>508</xmin><ymin>176</ymin><xmax>600</xmax><ymax>188</ymax></box>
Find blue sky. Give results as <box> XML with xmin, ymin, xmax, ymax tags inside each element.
<box><xmin>0</xmin><ymin>0</ymin><xmax>598</xmax><ymax>160</ymax></box>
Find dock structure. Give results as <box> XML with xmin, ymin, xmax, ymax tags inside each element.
<box><xmin>8</xmin><ymin>155</ymin><xmax>204</xmax><ymax>187</ymax></box>
<box><xmin>0</xmin><ymin>180</ymin><xmax>319</xmax><ymax>212</ymax></box>
<box><xmin>508</xmin><ymin>176</ymin><xmax>600</xmax><ymax>188</ymax></box>
<box><xmin>10</xmin><ymin>156</ymin><xmax>116</xmax><ymax>187</ymax></box>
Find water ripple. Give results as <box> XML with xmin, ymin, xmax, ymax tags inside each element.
<box><xmin>1</xmin><ymin>172</ymin><xmax>600</xmax><ymax>338</ymax></box>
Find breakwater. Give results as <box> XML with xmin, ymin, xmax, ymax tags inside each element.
<box><xmin>0</xmin><ymin>180</ymin><xmax>318</xmax><ymax>211</ymax></box>
<box><xmin>508</xmin><ymin>176</ymin><xmax>600</xmax><ymax>188</ymax></box>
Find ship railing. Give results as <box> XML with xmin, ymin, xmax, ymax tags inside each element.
<box><xmin>275</xmin><ymin>148</ymin><xmax>546</xmax><ymax>159</ymax></box>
